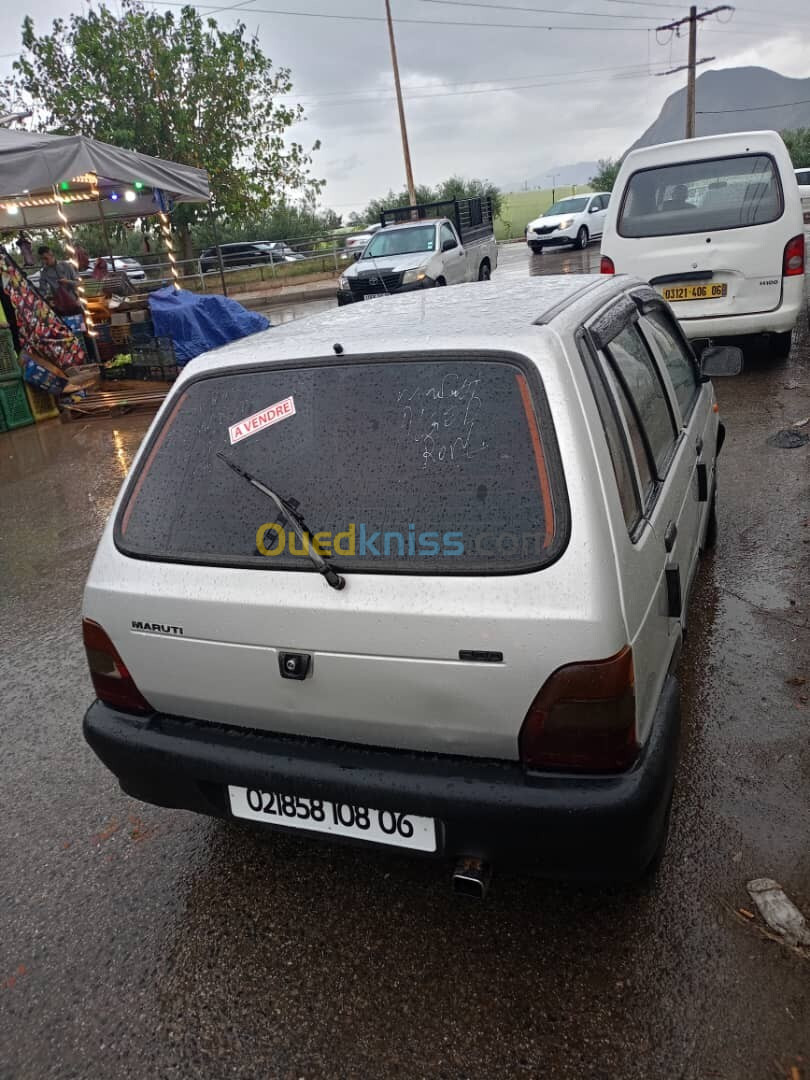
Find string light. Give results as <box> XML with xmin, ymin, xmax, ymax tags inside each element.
<box><xmin>159</xmin><ymin>210</ymin><xmax>181</xmax><ymax>291</ymax></box>
<box><xmin>2</xmin><ymin>191</ymin><xmax>100</xmax><ymax>211</ymax></box>
<box><xmin>52</xmin><ymin>184</ymin><xmax>97</xmax><ymax>338</ymax></box>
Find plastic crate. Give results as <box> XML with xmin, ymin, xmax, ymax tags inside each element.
<box><xmin>0</xmin><ymin>328</ymin><xmax>19</xmax><ymax>378</ymax></box>
<box><xmin>0</xmin><ymin>377</ymin><xmax>35</xmax><ymax>430</ymax></box>
<box><xmin>101</xmin><ymin>364</ymin><xmax>134</xmax><ymax>381</ymax></box>
<box><xmin>111</xmin><ymin>325</ymin><xmax>131</xmax><ymax>345</ymax></box>
<box><xmin>24</xmin><ymin>383</ymin><xmax>60</xmax><ymax>422</ymax></box>
<box><xmin>131</xmin><ymin>321</ymin><xmax>155</xmax><ymax>343</ymax></box>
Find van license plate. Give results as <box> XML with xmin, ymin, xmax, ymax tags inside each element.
<box><xmin>660</xmin><ymin>283</ymin><xmax>728</xmax><ymax>302</ymax></box>
<box><xmin>227</xmin><ymin>786</ymin><xmax>437</xmax><ymax>852</ymax></box>
<box><xmin>363</xmin><ymin>293</ymin><xmax>385</xmax><ymax>300</ymax></box>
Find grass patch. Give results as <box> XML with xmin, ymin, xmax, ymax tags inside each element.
<box><xmin>494</xmin><ymin>186</ymin><xmax>592</xmax><ymax>241</ymax></box>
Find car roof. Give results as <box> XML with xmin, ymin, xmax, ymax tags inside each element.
<box><xmin>622</xmin><ymin>129</ymin><xmax>787</xmax><ymax>167</ymax></box>
<box><xmin>184</xmin><ymin>275</ymin><xmax>628</xmax><ymax>379</ymax></box>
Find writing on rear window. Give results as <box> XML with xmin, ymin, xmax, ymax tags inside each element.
<box><xmin>398</xmin><ymin>373</ymin><xmax>489</xmax><ymax>467</ymax></box>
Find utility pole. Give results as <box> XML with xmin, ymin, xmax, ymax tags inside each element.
<box><xmin>384</xmin><ymin>0</ymin><xmax>417</xmax><ymax>206</ymax></box>
<box><xmin>547</xmin><ymin>174</ymin><xmax>559</xmax><ymax>202</ymax></box>
<box><xmin>656</xmin><ymin>5</ymin><xmax>733</xmax><ymax>139</ymax></box>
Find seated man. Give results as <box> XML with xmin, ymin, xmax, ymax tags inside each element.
<box><xmin>662</xmin><ymin>184</ymin><xmax>695</xmax><ymax>212</ymax></box>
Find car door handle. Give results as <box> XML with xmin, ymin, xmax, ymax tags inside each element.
<box><xmin>696</xmin><ymin>461</ymin><xmax>708</xmax><ymax>501</ymax></box>
<box><xmin>664</xmin><ymin>520</ymin><xmax>677</xmax><ymax>552</ymax></box>
<box><xmin>665</xmin><ymin>563</ymin><xmax>682</xmax><ymax>619</ymax></box>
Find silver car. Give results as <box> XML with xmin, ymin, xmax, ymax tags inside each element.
<box><xmin>81</xmin><ymin>275</ymin><xmax>738</xmax><ymax>891</ymax></box>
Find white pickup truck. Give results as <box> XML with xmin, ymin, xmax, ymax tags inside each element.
<box><xmin>337</xmin><ymin>196</ymin><xmax>498</xmax><ymax>304</ymax></box>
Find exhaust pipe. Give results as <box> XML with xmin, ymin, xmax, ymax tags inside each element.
<box><xmin>452</xmin><ymin>857</ymin><xmax>492</xmax><ymax>899</ymax></box>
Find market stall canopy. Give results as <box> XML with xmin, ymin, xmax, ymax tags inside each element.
<box><xmin>0</xmin><ymin>129</ymin><xmax>209</xmax><ymax>230</ymax></box>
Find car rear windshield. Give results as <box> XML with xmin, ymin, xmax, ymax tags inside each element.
<box><xmin>618</xmin><ymin>154</ymin><xmax>783</xmax><ymax>237</ymax></box>
<box><xmin>116</xmin><ymin>355</ymin><xmax>567</xmax><ymax>574</ymax></box>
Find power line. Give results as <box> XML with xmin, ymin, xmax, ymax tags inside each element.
<box><xmin>418</xmin><ymin>0</ymin><xmax>662</xmax><ymax>21</ymax></box>
<box><xmin>139</xmin><ymin>1</ymin><xmax>654</xmax><ymax>31</ymax></box>
<box><xmin>288</xmin><ymin>61</ymin><xmax>672</xmax><ymax>103</ymax></box>
<box><xmin>697</xmin><ymin>97</ymin><xmax>810</xmax><ymax>114</ymax></box>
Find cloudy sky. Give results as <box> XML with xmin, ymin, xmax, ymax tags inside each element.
<box><xmin>2</xmin><ymin>0</ymin><xmax>809</xmax><ymax>215</ymax></box>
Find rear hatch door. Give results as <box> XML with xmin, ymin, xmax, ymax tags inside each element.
<box><xmin>97</xmin><ymin>350</ymin><xmax>606</xmax><ymax>761</ymax></box>
<box><xmin>617</xmin><ymin>151</ymin><xmax>787</xmax><ymax>318</ymax></box>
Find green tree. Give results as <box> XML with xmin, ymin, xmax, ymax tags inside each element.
<box><xmin>434</xmin><ymin>175</ymin><xmax>503</xmax><ymax>218</ymax></box>
<box><xmin>781</xmin><ymin>128</ymin><xmax>810</xmax><ymax>169</ymax></box>
<box><xmin>5</xmin><ymin>2</ymin><xmax>323</xmax><ymax>259</ymax></box>
<box><xmin>589</xmin><ymin>158</ymin><xmax>622</xmax><ymax>192</ymax></box>
<box><xmin>362</xmin><ymin>176</ymin><xmax>502</xmax><ymax>225</ymax></box>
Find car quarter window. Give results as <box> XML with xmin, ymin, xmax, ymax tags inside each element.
<box><xmin>600</xmin><ymin>355</ymin><xmax>656</xmax><ymax>506</ymax></box>
<box><xmin>604</xmin><ymin>324</ymin><xmax>678</xmax><ymax>476</ymax></box>
<box><xmin>579</xmin><ymin>339</ymin><xmax>643</xmax><ymax>531</ymax></box>
<box><xmin>638</xmin><ymin>308</ymin><xmax>700</xmax><ymax>421</ymax></box>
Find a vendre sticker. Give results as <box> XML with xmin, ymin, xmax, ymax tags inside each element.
<box><xmin>228</xmin><ymin>396</ymin><xmax>296</xmax><ymax>445</ymax></box>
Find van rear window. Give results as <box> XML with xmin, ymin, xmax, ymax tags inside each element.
<box><xmin>618</xmin><ymin>154</ymin><xmax>783</xmax><ymax>237</ymax></box>
<box><xmin>116</xmin><ymin>355</ymin><xmax>568</xmax><ymax>574</ymax></box>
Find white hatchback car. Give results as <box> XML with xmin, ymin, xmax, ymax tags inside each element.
<box><xmin>82</xmin><ymin>276</ymin><xmax>739</xmax><ymax>892</ymax></box>
<box><xmin>526</xmin><ymin>192</ymin><xmax>610</xmax><ymax>253</ymax></box>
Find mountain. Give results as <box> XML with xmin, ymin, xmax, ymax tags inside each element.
<box><xmin>502</xmin><ymin>160</ymin><xmax>599</xmax><ymax>193</ymax></box>
<box><xmin>631</xmin><ymin>66</ymin><xmax>810</xmax><ymax>149</ymax></box>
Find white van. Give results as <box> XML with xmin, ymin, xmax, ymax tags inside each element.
<box><xmin>601</xmin><ymin>131</ymin><xmax>805</xmax><ymax>358</ymax></box>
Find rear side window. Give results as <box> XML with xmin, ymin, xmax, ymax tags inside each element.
<box><xmin>638</xmin><ymin>309</ymin><xmax>700</xmax><ymax>421</ymax></box>
<box><xmin>796</xmin><ymin>170</ymin><xmax>810</xmax><ymax>186</ymax></box>
<box><xmin>619</xmin><ymin>154</ymin><xmax>783</xmax><ymax>237</ymax></box>
<box><xmin>117</xmin><ymin>355</ymin><xmax>568</xmax><ymax>574</ymax></box>
<box><xmin>605</xmin><ymin>325</ymin><xmax>677</xmax><ymax>475</ymax></box>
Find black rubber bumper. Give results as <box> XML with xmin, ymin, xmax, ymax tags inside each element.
<box><xmin>83</xmin><ymin>676</ymin><xmax>680</xmax><ymax>879</ymax></box>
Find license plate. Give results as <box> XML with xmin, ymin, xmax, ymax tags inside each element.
<box><xmin>660</xmin><ymin>282</ymin><xmax>728</xmax><ymax>302</ymax></box>
<box><xmin>363</xmin><ymin>292</ymin><xmax>385</xmax><ymax>300</ymax></box>
<box><xmin>227</xmin><ymin>786</ymin><xmax>437</xmax><ymax>852</ymax></box>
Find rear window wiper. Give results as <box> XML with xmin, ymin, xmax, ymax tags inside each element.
<box><xmin>216</xmin><ymin>451</ymin><xmax>346</xmax><ymax>591</ymax></box>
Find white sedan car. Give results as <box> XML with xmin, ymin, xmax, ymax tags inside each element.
<box><xmin>526</xmin><ymin>192</ymin><xmax>610</xmax><ymax>253</ymax></box>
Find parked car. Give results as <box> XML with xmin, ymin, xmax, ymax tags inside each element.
<box><xmin>82</xmin><ymin>274</ymin><xmax>740</xmax><ymax>890</ymax></box>
<box><xmin>795</xmin><ymin>166</ymin><xmax>810</xmax><ymax>237</ymax></box>
<box><xmin>85</xmin><ymin>256</ymin><xmax>146</xmax><ymax>283</ymax></box>
<box><xmin>342</xmin><ymin>223</ymin><xmax>382</xmax><ymax>259</ymax></box>
<box><xmin>200</xmin><ymin>242</ymin><xmax>293</xmax><ymax>274</ymax></box>
<box><xmin>525</xmin><ymin>192</ymin><xmax>610</xmax><ymax>253</ymax></box>
<box><xmin>337</xmin><ymin>196</ymin><xmax>497</xmax><ymax>304</ymax></box>
<box><xmin>601</xmin><ymin>131</ymin><xmax>805</xmax><ymax>358</ymax></box>
<box><xmin>256</xmin><ymin>242</ymin><xmax>307</xmax><ymax>262</ymax></box>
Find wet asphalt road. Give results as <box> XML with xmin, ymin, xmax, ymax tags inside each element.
<box><xmin>2</xmin><ymin>242</ymin><xmax>809</xmax><ymax>1080</ymax></box>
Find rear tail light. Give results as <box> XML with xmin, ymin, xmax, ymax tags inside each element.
<box><xmin>82</xmin><ymin>618</ymin><xmax>152</xmax><ymax>715</ymax></box>
<box><xmin>519</xmin><ymin>646</ymin><xmax>638</xmax><ymax>772</ymax></box>
<box><xmin>783</xmin><ymin>234</ymin><xmax>805</xmax><ymax>276</ymax></box>
<box><xmin>600</xmin><ymin>255</ymin><xmax>615</xmax><ymax>275</ymax></box>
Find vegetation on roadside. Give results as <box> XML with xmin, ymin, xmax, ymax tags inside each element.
<box><xmin>781</xmin><ymin>129</ymin><xmax>810</xmax><ymax>169</ymax></box>
<box><xmin>358</xmin><ymin>176</ymin><xmax>504</xmax><ymax>225</ymax></box>
<box><xmin>589</xmin><ymin>158</ymin><xmax>623</xmax><ymax>192</ymax></box>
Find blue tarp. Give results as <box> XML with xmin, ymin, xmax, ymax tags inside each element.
<box><xmin>148</xmin><ymin>287</ymin><xmax>270</xmax><ymax>365</ymax></box>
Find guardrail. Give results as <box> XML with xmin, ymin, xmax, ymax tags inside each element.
<box><xmin>129</xmin><ymin>241</ymin><xmax>352</xmax><ymax>297</ymax></box>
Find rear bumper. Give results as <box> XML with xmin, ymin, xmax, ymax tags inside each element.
<box><xmin>84</xmin><ymin>677</ymin><xmax>680</xmax><ymax>878</ymax></box>
<box><xmin>671</xmin><ymin>277</ymin><xmax>804</xmax><ymax>339</ymax></box>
